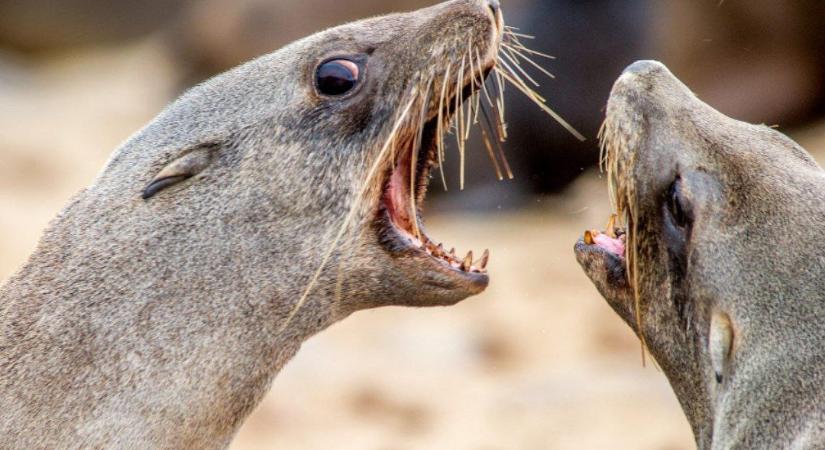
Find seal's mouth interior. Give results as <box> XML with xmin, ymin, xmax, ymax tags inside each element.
<box><xmin>377</xmin><ymin>81</ymin><xmax>490</xmax><ymax>275</ymax></box>
<box><xmin>582</xmin><ymin>215</ymin><xmax>626</xmax><ymax>260</ymax></box>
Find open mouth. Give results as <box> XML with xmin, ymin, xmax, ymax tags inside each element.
<box><xmin>583</xmin><ymin>223</ymin><xmax>626</xmax><ymax>260</ymax></box>
<box><xmin>376</xmin><ymin>74</ymin><xmax>491</xmax><ymax>279</ymax></box>
<box><xmin>574</xmin><ymin>214</ymin><xmax>628</xmax><ymax>283</ymax></box>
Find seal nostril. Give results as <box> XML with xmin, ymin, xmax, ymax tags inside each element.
<box><xmin>486</xmin><ymin>0</ymin><xmax>500</xmax><ymax>16</ymax></box>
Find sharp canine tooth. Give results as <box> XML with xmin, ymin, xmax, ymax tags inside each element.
<box><xmin>606</xmin><ymin>214</ymin><xmax>617</xmax><ymax>238</ymax></box>
<box><xmin>479</xmin><ymin>249</ymin><xmax>489</xmax><ymax>268</ymax></box>
<box><xmin>463</xmin><ymin>251</ymin><xmax>473</xmax><ymax>270</ymax></box>
<box><xmin>584</xmin><ymin>230</ymin><xmax>595</xmax><ymax>245</ymax></box>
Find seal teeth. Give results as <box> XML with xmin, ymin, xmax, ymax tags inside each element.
<box><xmin>478</xmin><ymin>249</ymin><xmax>490</xmax><ymax>269</ymax></box>
<box><xmin>461</xmin><ymin>251</ymin><xmax>473</xmax><ymax>271</ymax></box>
<box><xmin>417</xmin><ymin>241</ymin><xmax>489</xmax><ymax>274</ymax></box>
<box><xmin>606</xmin><ymin>214</ymin><xmax>618</xmax><ymax>238</ymax></box>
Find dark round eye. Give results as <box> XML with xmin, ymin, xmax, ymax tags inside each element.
<box><xmin>315</xmin><ymin>59</ymin><xmax>360</xmax><ymax>96</ymax></box>
<box><xmin>666</xmin><ymin>178</ymin><xmax>690</xmax><ymax>228</ymax></box>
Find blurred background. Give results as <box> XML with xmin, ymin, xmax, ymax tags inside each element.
<box><xmin>1</xmin><ymin>0</ymin><xmax>824</xmax><ymax>448</ymax></box>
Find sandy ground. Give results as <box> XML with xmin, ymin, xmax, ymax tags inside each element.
<box><xmin>2</xmin><ymin>41</ymin><xmax>824</xmax><ymax>450</ymax></box>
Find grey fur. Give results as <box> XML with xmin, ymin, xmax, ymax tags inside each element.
<box><xmin>0</xmin><ymin>1</ymin><xmax>498</xmax><ymax>447</ymax></box>
<box><xmin>576</xmin><ymin>61</ymin><xmax>825</xmax><ymax>449</ymax></box>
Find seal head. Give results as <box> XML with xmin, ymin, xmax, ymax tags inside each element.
<box><xmin>576</xmin><ymin>60</ymin><xmax>825</xmax><ymax>448</ymax></box>
<box><xmin>0</xmin><ymin>1</ymin><xmax>502</xmax><ymax>447</ymax></box>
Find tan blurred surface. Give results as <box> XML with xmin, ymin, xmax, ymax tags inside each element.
<box><xmin>2</xmin><ymin>27</ymin><xmax>825</xmax><ymax>450</ymax></box>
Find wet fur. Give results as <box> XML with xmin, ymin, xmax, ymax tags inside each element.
<box><xmin>0</xmin><ymin>1</ymin><xmax>497</xmax><ymax>447</ymax></box>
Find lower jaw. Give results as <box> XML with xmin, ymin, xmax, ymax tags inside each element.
<box><xmin>377</xmin><ymin>209</ymin><xmax>488</xmax><ymax>275</ymax></box>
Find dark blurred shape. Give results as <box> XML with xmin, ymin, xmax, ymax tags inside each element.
<box><xmin>654</xmin><ymin>0</ymin><xmax>825</xmax><ymax>127</ymax></box>
<box><xmin>0</xmin><ymin>0</ymin><xmax>189</xmax><ymax>53</ymax></box>
<box><xmin>501</xmin><ymin>0</ymin><xmax>650</xmax><ymax>194</ymax></box>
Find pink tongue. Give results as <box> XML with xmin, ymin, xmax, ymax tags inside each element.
<box><xmin>593</xmin><ymin>233</ymin><xmax>625</xmax><ymax>257</ymax></box>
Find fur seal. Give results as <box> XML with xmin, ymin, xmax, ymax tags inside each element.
<box><xmin>0</xmin><ymin>0</ymin><xmax>503</xmax><ymax>447</ymax></box>
<box><xmin>576</xmin><ymin>60</ymin><xmax>825</xmax><ymax>448</ymax></box>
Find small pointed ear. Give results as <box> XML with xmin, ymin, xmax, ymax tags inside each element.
<box><xmin>709</xmin><ymin>311</ymin><xmax>734</xmax><ymax>383</ymax></box>
<box><xmin>142</xmin><ymin>143</ymin><xmax>219</xmax><ymax>200</ymax></box>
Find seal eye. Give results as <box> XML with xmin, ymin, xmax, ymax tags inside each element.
<box><xmin>315</xmin><ymin>59</ymin><xmax>360</xmax><ymax>96</ymax></box>
<box><xmin>666</xmin><ymin>178</ymin><xmax>690</xmax><ymax>228</ymax></box>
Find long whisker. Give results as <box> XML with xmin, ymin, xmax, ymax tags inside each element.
<box><xmin>474</xmin><ymin>49</ymin><xmax>498</xmax><ymax>119</ymax></box>
<box><xmin>503</xmin><ymin>44</ymin><xmax>556</xmax><ymax>79</ymax></box>
<box><xmin>495</xmin><ymin>66</ymin><xmax>585</xmax><ymax>141</ymax></box>
<box><xmin>456</xmin><ymin>55</ymin><xmax>467</xmax><ymax>190</ymax></box>
<box><xmin>466</xmin><ymin>40</ymin><xmax>481</xmax><ymax>127</ymax></box>
<box><xmin>278</xmin><ymin>95</ymin><xmax>418</xmax><ymax>336</ymax></box>
<box><xmin>505</xmin><ymin>42</ymin><xmax>556</xmax><ymax>60</ymax></box>
<box><xmin>494</xmin><ymin>71</ymin><xmax>507</xmax><ymax>138</ymax></box>
<box><xmin>409</xmin><ymin>82</ymin><xmax>431</xmax><ymax>240</ymax></box>
<box><xmin>479</xmin><ymin>103</ymin><xmax>504</xmax><ymax>180</ymax></box>
<box><xmin>467</xmin><ymin>43</ymin><xmax>484</xmax><ymax>125</ymax></box>
<box><xmin>499</xmin><ymin>48</ymin><xmax>540</xmax><ymax>87</ymax></box>
<box><xmin>479</xmin><ymin>125</ymin><xmax>503</xmax><ymax>180</ymax></box>
<box><xmin>499</xmin><ymin>62</ymin><xmax>547</xmax><ymax>102</ymax></box>
<box><xmin>464</xmin><ymin>43</ymin><xmax>476</xmax><ymax>142</ymax></box>
<box><xmin>506</xmin><ymin>31</ymin><xmax>535</xmax><ymax>39</ymax></box>
<box><xmin>437</xmin><ymin>65</ymin><xmax>451</xmax><ymax>191</ymax></box>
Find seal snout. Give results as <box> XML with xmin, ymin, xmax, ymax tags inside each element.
<box><xmin>574</xmin><ymin>214</ymin><xmax>628</xmax><ymax>289</ymax></box>
<box><xmin>621</xmin><ymin>59</ymin><xmax>667</xmax><ymax>77</ymax></box>
<box><xmin>485</xmin><ymin>0</ymin><xmax>501</xmax><ymax>16</ymax></box>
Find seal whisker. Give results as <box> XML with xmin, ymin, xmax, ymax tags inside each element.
<box><xmin>598</xmin><ymin>112</ymin><xmax>649</xmax><ymax>364</ymax></box>
<box><xmin>455</xmin><ymin>55</ymin><xmax>467</xmax><ymax>190</ymax></box>
<box><xmin>504</xmin><ymin>42</ymin><xmax>556</xmax><ymax>60</ymax></box>
<box><xmin>494</xmin><ymin>66</ymin><xmax>585</xmax><ymax>141</ymax></box>
<box><xmin>481</xmin><ymin>75</ymin><xmax>508</xmax><ymax>141</ymax></box>
<box><xmin>280</xmin><ymin>94</ymin><xmax>418</xmax><ymax>336</ymax></box>
<box><xmin>479</xmin><ymin>103</ymin><xmax>504</xmax><ymax>180</ymax></box>
<box><xmin>469</xmin><ymin>44</ymin><xmax>484</xmax><ymax>126</ymax></box>
<box><xmin>409</xmin><ymin>81</ymin><xmax>432</xmax><ymax>240</ymax></box>
<box><xmin>499</xmin><ymin>47</ymin><xmax>540</xmax><ymax>87</ymax></box>
<box><xmin>497</xmin><ymin>62</ymin><xmax>546</xmax><ymax>101</ymax></box>
<box><xmin>506</xmin><ymin>30</ymin><xmax>535</xmax><ymax>40</ymax></box>
<box><xmin>483</xmin><ymin>100</ymin><xmax>514</xmax><ymax>180</ymax></box>
<box><xmin>502</xmin><ymin>44</ymin><xmax>556</xmax><ymax>80</ymax></box>
<box><xmin>493</xmin><ymin>70</ymin><xmax>507</xmax><ymax>137</ymax></box>
<box><xmin>464</xmin><ymin>39</ymin><xmax>480</xmax><ymax>138</ymax></box>
<box><xmin>436</xmin><ymin>64</ymin><xmax>451</xmax><ymax>191</ymax></box>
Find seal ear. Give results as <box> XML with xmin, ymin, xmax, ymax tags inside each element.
<box><xmin>709</xmin><ymin>311</ymin><xmax>734</xmax><ymax>383</ymax></box>
<box><xmin>142</xmin><ymin>143</ymin><xmax>219</xmax><ymax>200</ymax></box>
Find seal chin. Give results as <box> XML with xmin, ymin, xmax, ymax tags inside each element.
<box><xmin>574</xmin><ymin>224</ymin><xmax>635</xmax><ymax>324</ymax></box>
<box><xmin>574</xmin><ymin>233</ymin><xmax>627</xmax><ymax>290</ymax></box>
